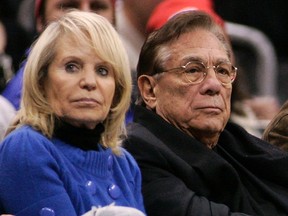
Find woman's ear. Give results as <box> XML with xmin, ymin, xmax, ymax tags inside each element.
<box><xmin>137</xmin><ymin>75</ymin><xmax>157</xmax><ymax>109</ymax></box>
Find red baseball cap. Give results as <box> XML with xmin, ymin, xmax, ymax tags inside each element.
<box><xmin>146</xmin><ymin>0</ymin><xmax>224</xmax><ymax>33</ymax></box>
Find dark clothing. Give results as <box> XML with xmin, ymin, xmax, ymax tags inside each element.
<box><xmin>124</xmin><ymin>105</ymin><xmax>288</xmax><ymax>216</ymax></box>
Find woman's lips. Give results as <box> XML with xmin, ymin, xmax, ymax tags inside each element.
<box><xmin>72</xmin><ymin>98</ymin><xmax>100</xmax><ymax>107</ymax></box>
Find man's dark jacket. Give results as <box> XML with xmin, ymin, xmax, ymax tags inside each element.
<box><xmin>124</xmin><ymin>105</ymin><xmax>288</xmax><ymax>216</ymax></box>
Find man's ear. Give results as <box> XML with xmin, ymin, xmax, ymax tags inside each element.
<box><xmin>138</xmin><ymin>75</ymin><xmax>157</xmax><ymax>109</ymax></box>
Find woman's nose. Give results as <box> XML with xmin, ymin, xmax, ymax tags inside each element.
<box><xmin>80</xmin><ymin>70</ymin><xmax>97</xmax><ymax>90</ymax></box>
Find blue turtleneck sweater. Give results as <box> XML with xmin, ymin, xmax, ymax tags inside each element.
<box><xmin>0</xmin><ymin>125</ymin><xmax>145</xmax><ymax>215</ymax></box>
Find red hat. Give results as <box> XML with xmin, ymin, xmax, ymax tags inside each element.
<box><xmin>146</xmin><ymin>0</ymin><xmax>224</xmax><ymax>33</ymax></box>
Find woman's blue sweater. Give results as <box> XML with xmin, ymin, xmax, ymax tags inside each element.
<box><xmin>0</xmin><ymin>125</ymin><xmax>145</xmax><ymax>215</ymax></box>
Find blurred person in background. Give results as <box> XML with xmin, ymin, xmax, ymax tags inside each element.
<box><xmin>0</xmin><ymin>0</ymin><xmax>32</xmax><ymax>72</ymax></box>
<box><xmin>115</xmin><ymin>0</ymin><xmax>163</xmax><ymax>72</ymax></box>
<box><xmin>0</xmin><ymin>20</ymin><xmax>13</xmax><ymax>92</ymax></box>
<box><xmin>263</xmin><ymin>100</ymin><xmax>288</xmax><ymax>151</ymax></box>
<box><xmin>0</xmin><ymin>20</ymin><xmax>15</xmax><ymax>141</ymax></box>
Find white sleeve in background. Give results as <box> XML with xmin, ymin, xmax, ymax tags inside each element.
<box><xmin>0</xmin><ymin>95</ymin><xmax>16</xmax><ymax>141</ymax></box>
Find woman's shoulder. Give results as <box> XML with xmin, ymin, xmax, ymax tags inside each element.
<box><xmin>114</xmin><ymin>147</ymin><xmax>141</xmax><ymax>174</ymax></box>
<box><xmin>0</xmin><ymin>125</ymin><xmax>53</xmax><ymax>154</ymax></box>
<box><xmin>4</xmin><ymin>125</ymin><xmax>46</xmax><ymax>141</ymax></box>
<box><xmin>119</xmin><ymin>147</ymin><xmax>137</xmax><ymax>162</ymax></box>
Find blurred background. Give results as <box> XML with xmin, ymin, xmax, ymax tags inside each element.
<box><xmin>214</xmin><ymin>0</ymin><xmax>288</xmax><ymax>104</ymax></box>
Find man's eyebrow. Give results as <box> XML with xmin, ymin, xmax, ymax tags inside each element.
<box><xmin>181</xmin><ymin>56</ymin><xmax>203</xmax><ymax>63</ymax></box>
<box><xmin>182</xmin><ymin>56</ymin><xmax>230</xmax><ymax>64</ymax></box>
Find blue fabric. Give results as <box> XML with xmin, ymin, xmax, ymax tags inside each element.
<box><xmin>0</xmin><ymin>125</ymin><xmax>145</xmax><ymax>215</ymax></box>
<box><xmin>2</xmin><ymin>48</ymin><xmax>29</xmax><ymax>110</ymax></box>
<box><xmin>125</xmin><ymin>105</ymin><xmax>134</xmax><ymax>125</ymax></box>
<box><xmin>1</xmin><ymin>60</ymin><xmax>25</xmax><ymax>110</ymax></box>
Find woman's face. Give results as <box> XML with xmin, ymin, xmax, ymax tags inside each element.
<box><xmin>44</xmin><ymin>35</ymin><xmax>115</xmax><ymax>129</ymax></box>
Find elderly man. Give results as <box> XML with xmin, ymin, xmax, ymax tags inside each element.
<box><xmin>124</xmin><ymin>11</ymin><xmax>288</xmax><ymax>216</ymax></box>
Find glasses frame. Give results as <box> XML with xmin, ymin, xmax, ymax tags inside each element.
<box><xmin>160</xmin><ymin>61</ymin><xmax>237</xmax><ymax>85</ymax></box>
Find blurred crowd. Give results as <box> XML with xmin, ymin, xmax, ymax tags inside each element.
<box><xmin>214</xmin><ymin>0</ymin><xmax>288</xmax><ymax>104</ymax></box>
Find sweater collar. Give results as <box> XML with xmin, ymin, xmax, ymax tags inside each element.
<box><xmin>53</xmin><ymin>119</ymin><xmax>104</xmax><ymax>151</ymax></box>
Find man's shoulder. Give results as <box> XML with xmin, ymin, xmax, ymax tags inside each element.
<box><xmin>126</xmin><ymin>122</ymin><xmax>160</xmax><ymax>146</ymax></box>
<box><xmin>221</xmin><ymin>122</ymin><xmax>288</xmax><ymax>157</ymax></box>
<box><xmin>124</xmin><ymin>122</ymin><xmax>164</xmax><ymax>155</ymax></box>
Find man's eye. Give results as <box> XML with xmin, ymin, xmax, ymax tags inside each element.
<box><xmin>216</xmin><ymin>66</ymin><xmax>230</xmax><ymax>76</ymax></box>
<box><xmin>185</xmin><ymin>64</ymin><xmax>203</xmax><ymax>74</ymax></box>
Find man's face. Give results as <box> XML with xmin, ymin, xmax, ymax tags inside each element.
<box><xmin>146</xmin><ymin>29</ymin><xmax>233</xmax><ymax>147</ymax></box>
<box><xmin>37</xmin><ymin>0</ymin><xmax>114</xmax><ymax>32</ymax></box>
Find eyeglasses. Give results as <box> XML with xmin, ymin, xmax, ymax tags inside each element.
<box><xmin>160</xmin><ymin>60</ymin><xmax>237</xmax><ymax>85</ymax></box>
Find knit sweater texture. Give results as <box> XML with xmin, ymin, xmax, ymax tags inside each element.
<box><xmin>0</xmin><ymin>125</ymin><xmax>145</xmax><ymax>215</ymax></box>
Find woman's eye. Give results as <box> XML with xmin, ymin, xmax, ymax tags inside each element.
<box><xmin>97</xmin><ymin>67</ymin><xmax>109</xmax><ymax>76</ymax></box>
<box><xmin>65</xmin><ymin>63</ymin><xmax>79</xmax><ymax>73</ymax></box>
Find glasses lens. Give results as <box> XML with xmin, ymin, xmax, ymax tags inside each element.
<box><xmin>183</xmin><ymin>62</ymin><xmax>205</xmax><ymax>83</ymax></box>
<box><xmin>215</xmin><ymin>63</ymin><xmax>235</xmax><ymax>84</ymax></box>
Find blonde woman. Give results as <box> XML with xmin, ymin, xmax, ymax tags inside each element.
<box><xmin>0</xmin><ymin>11</ymin><xmax>145</xmax><ymax>216</ymax></box>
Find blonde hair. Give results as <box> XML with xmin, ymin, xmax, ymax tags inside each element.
<box><xmin>8</xmin><ymin>10</ymin><xmax>131</xmax><ymax>154</ymax></box>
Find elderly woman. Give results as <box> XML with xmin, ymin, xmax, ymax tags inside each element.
<box><xmin>124</xmin><ymin>11</ymin><xmax>288</xmax><ymax>216</ymax></box>
<box><xmin>0</xmin><ymin>11</ymin><xmax>145</xmax><ymax>216</ymax></box>
<box><xmin>2</xmin><ymin>0</ymin><xmax>116</xmax><ymax>112</ymax></box>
